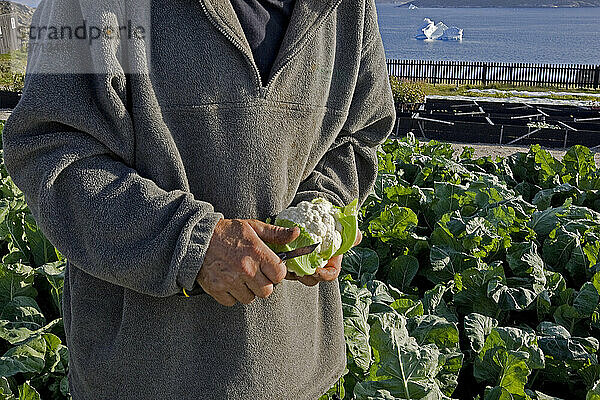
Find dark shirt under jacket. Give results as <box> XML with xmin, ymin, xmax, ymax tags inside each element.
<box><xmin>229</xmin><ymin>0</ymin><xmax>296</xmax><ymax>85</ymax></box>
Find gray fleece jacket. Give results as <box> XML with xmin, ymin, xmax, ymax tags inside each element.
<box><xmin>2</xmin><ymin>0</ymin><xmax>395</xmax><ymax>398</ymax></box>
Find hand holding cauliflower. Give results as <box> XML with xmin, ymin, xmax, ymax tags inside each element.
<box><xmin>267</xmin><ymin>197</ymin><xmax>359</xmax><ymax>277</ymax></box>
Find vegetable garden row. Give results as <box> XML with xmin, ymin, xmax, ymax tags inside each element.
<box><xmin>2</xmin><ymin>120</ymin><xmax>600</xmax><ymax>399</ymax></box>
<box><xmin>0</xmin><ymin>122</ymin><xmax>69</xmax><ymax>400</ymax></box>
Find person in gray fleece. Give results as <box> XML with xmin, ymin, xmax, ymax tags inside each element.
<box><xmin>2</xmin><ymin>0</ymin><xmax>396</xmax><ymax>398</ymax></box>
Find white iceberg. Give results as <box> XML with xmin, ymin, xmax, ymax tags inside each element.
<box><xmin>416</xmin><ymin>18</ymin><xmax>447</xmax><ymax>40</ymax></box>
<box><xmin>415</xmin><ymin>18</ymin><xmax>434</xmax><ymax>40</ymax></box>
<box><xmin>416</xmin><ymin>18</ymin><xmax>462</xmax><ymax>41</ymax></box>
<box><xmin>415</xmin><ymin>18</ymin><xmax>435</xmax><ymax>40</ymax></box>
<box><xmin>440</xmin><ymin>27</ymin><xmax>463</xmax><ymax>41</ymax></box>
<box><xmin>429</xmin><ymin>22</ymin><xmax>449</xmax><ymax>39</ymax></box>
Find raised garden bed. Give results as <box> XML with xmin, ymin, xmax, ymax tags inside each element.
<box><xmin>394</xmin><ymin>98</ymin><xmax>600</xmax><ymax>148</ymax></box>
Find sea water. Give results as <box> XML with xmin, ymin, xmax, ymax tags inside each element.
<box><xmin>376</xmin><ymin>5</ymin><xmax>600</xmax><ymax>64</ymax></box>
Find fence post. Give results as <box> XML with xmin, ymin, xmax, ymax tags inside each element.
<box><xmin>482</xmin><ymin>63</ymin><xmax>488</xmax><ymax>86</ymax></box>
<box><xmin>594</xmin><ymin>65</ymin><xmax>600</xmax><ymax>90</ymax></box>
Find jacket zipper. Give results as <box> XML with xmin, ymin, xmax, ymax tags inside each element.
<box><xmin>199</xmin><ymin>0</ymin><xmax>344</xmax><ymax>99</ymax></box>
<box><xmin>198</xmin><ymin>0</ymin><xmax>265</xmax><ymax>97</ymax></box>
<box><xmin>261</xmin><ymin>0</ymin><xmax>344</xmax><ymax>99</ymax></box>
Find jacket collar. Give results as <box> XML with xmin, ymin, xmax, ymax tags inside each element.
<box><xmin>199</xmin><ymin>0</ymin><xmax>344</xmax><ymax>84</ymax></box>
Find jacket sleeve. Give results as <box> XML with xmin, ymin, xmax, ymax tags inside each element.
<box><xmin>290</xmin><ymin>0</ymin><xmax>396</xmax><ymax>210</ymax></box>
<box><xmin>2</xmin><ymin>6</ymin><xmax>223</xmax><ymax>298</ymax></box>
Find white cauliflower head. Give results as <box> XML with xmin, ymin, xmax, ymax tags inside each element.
<box><xmin>277</xmin><ymin>198</ymin><xmax>343</xmax><ymax>265</ymax></box>
<box><xmin>269</xmin><ymin>197</ymin><xmax>359</xmax><ymax>276</ymax></box>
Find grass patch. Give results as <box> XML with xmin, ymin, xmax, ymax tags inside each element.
<box><xmin>0</xmin><ymin>49</ymin><xmax>28</xmax><ymax>92</ymax></box>
<box><xmin>414</xmin><ymin>81</ymin><xmax>600</xmax><ymax>102</ymax></box>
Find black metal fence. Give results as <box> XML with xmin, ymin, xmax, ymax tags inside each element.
<box><xmin>387</xmin><ymin>60</ymin><xmax>600</xmax><ymax>89</ymax></box>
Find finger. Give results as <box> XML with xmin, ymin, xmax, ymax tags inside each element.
<box><xmin>325</xmin><ymin>254</ymin><xmax>343</xmax><ymax>268</ymax></box>
<box><xmin>354</xmin><ymin>230</ymin><xmax>362</xmax><ymax>246</ymax></box>
<box><xmin>229</xmin><ymin>283</ymin><xmax>256</xmax><ymax>305</ymax></box>
<box><xmin>297</xmin><ymin>274</ymin><xmax>319</xmax><ymax>286</ymax></box>
<box><xmin>210</xmin><ymin>291</ymin><xmax>237</xmax><ymax>307</ymax></box>
<box><xmin>244</xmin><ymin>269</ymin><xmax>274</xmax><ymax>298</ymax></box>
<box><xmin>312</xmin><ymin>255</ymin><xmax>343</xmax><ymax>282</ymax></box>
<box><xmin>245</xmin><ymin>220</ymin><xmax>296</xmax><ymax>284</ymax></box>
<box><xmin>315</xmin><ymin>266</ymin><xmax>339</xmax><ymax>281</ymax></box>
<box><xmin>247</xmin><ymin>219</ymin><xmax>300</xmax><ymax>245</ymax></box>
<box><xmin>285</xmin><ymin>271</ymin><xmax>299</xmax><ymax>280</ymax></box>
<box><xmin>257</xmin><ymin>250</ymin><xmax>288</xmax><ymax>285</ymax></box>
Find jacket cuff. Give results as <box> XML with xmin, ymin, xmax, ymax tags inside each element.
<box><xmin>176</xmin><ymin>211</ymin><xmax>223</xmax><ymax>292</ymax></box>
